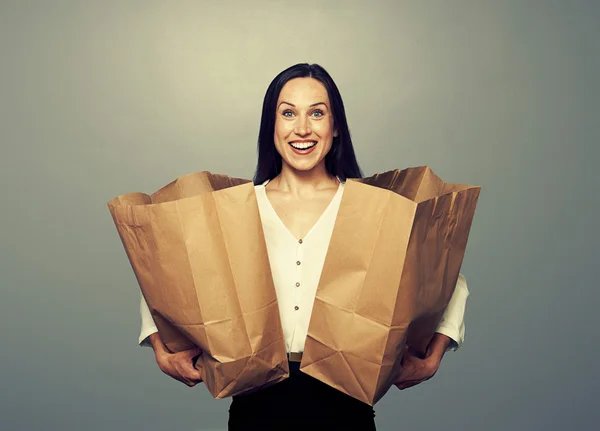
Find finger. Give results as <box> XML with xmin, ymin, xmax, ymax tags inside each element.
<box><xmin>178</xmin><ymin>374</ymin><xmax>199</xmax><ymax>387</ymax></box>
<box><xmin>183</xmin><ymin>361</ymin><xmax>203</xmax><ymax>380</ymax></box>
<box><xmin>175</xmin><ymin>375</ymin><xmax>193</xmax><ymax>386</ymax></box>
<box><xmin>425</xmin><ymin>344</ymin><xmax>435</xmax><ymax>359</ymax></box>
<box><xmin>395</xmin><ymin>381</ymin><xmax>409</xmax><ymax>390</ymax></box>
<box><xmin>398</xmin><ymin>381</ymin><xmax>417</xmax><ymax>390</ymax></box>
<box><xmin>402</xmin><ymin>350</ymin><xmax>418</xmax><ymax>362</ymax></box>
<box><xmin>401</xmin><ymin>357</ymin><xmax>416</xmax><ymax>372</ymax></box>
<box><xmin>191</xmin><ymin>353</ymin><xmax>202</xmax><ymax>370</ymax></box>
<box><xmin>394</xmin><ymin>372</ymin><xmax>416</xmax><ymax>385</ymax></box>
<box><xmin>185</xmin><ymin>369</ymin><xmax>203</xmax><ymax>381</ymax></box>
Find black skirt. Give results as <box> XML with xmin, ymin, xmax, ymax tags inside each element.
<box><xmin>228</xmin><ymin>361</ymin><xmax>376</xmax><ymax>430</ymax></box>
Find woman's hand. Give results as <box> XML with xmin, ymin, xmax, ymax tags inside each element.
<box><xmin>394</xmin><ymin>333</ymin><xmax>451</xmax><ymax>390</ymax></box>
<box><xmin>149</xmin><ymin>333</ymin><xmax>204</xmax><ymax>387</ymax></box>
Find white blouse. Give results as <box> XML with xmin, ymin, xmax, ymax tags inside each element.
<box><xmin>139</xmin><ymin>179</ymin><xmax>470</xmax><ymax>353</ymax></box>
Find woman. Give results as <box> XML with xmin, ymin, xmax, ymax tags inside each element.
<box><xmin>138</xmin><ymin>63</ymin><xmax>469</xmax><ymax>430</ymax></box>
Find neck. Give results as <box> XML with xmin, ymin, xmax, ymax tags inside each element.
<box><xmin>270</xmin><ymin>164</ymin><xmax>339</xmax><ymax>196</ymax></box>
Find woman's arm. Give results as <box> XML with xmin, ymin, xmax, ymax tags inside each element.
<box><xmin>138</xmin><ymin>292</ymin><xmax>203</xmax><ymax>386</ymax></box>
<box><xmin>395</xmin><ymin>274</ymin><xmax>470</xmax><ymax>389</ymax></box>
<box><xmin>139</xmin><ymin>292</ymin><xmax>159</xmax><ymax>347</ymax></box>
<box><xmin>434</xmin><ymin>273</ymin><xmax>470</xmax><ymax>352</ymax></box>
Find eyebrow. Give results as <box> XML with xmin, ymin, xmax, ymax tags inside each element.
<box><xmin>278</xmin><ymin>101</ymin><xmax>328</xmax><ymax>109</ymax></box>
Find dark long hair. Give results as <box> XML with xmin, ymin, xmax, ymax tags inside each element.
<box><xmin>253</xmin><ymin>63</ymin><xmax>363</xmax><ymax>185</ymax></box>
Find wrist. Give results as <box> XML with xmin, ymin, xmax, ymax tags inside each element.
<box><xmin>149</xmin><ymin>332</ymin><xmax>169</xmax><ymax>357</ymax></box>
<box><xmin>429</xmin><ymin>333</ymin><xmax>451</xmax><ymax>359</ymax></box>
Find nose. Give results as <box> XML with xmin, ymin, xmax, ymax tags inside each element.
<box><xmin>294</xmin><ymin>115</ymin><xmax>312</xmax><ymax>136</ymax></box>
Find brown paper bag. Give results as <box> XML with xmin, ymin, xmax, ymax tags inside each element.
<box><xmin>299</xmin><ymin>166</ymin><xmax>480</xmax><ymax>405</ymax></box>
<box><xmin>107</xmin><ymin>172</ymin><xmax>290</xmax><ymax>399</ymax></box>
<box><xmin>107</xmin><ymin>166</ymin><xmax>479</xmax><ymax>404</ymax></box>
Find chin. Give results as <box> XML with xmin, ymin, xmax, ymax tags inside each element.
<box><xmin>286</xmin><ymin>160</ymin><xmax>325</xmax><ymax>173</ymax></box>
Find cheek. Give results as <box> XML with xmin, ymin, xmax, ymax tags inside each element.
<box><xmin>316</xmin><ymin>120</ymin><xmax>335</xmax><ymax>139</ymax></box>
<box><xmin>274</xmin><ymin>120</ymin><xmax>291</xmax><ymax>140</ymax></box>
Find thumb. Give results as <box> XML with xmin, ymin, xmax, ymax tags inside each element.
<box><xmin>189</xmin><ymin>348</ymin><xmax>203</xmax><ymax>377</ymax></box>
<box><xmin>187</xmin><ymin>361</ymin><xmax>202</xmax><ymax>378</ymax></box>
<box><xmin>425</xmin><ymin>342</ymin><xmax>435</xmax><ymax>358</ymax></box>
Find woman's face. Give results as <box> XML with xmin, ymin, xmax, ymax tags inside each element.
<box><xmin>274</xmin><ymin>77</ymin><xmax>338</xmax><ymax>174</ymax></box>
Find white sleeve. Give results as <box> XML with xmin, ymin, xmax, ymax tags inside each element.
<box><xmin>435</xmin><ymin>273</ymin><xmax>470</xmax><ymax>352</ymax></box>
<box><xmin>139</xmin><ymin>292</ymin><xmax>158</xmax><ymax>347</ymax></box>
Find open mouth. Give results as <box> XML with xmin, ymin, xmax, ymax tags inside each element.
<box><xmin>288</xmin><ymin>141</ymin><xmax>317</xmax><ymax>150</ymax></box>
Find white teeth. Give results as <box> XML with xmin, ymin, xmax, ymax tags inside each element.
<box><xmin>290</xmin><ymin>141</ymin><xmax>317</xmax><ymax>150</ymax></box>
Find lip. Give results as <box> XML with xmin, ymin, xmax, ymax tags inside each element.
<box><xmin>288</xmin><ymin>140</ymin><xmax>317</xmax><ymax>155</ymax></box>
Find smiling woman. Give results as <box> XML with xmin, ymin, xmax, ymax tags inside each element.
<box><xmin>138</xmin><ymin>63</ymin><xmax>469</xmax><ymax>431</ymax></box>
<box><xmin>254</xmin><ymin>63</ymin><xmax>363</xmax><ymax>186</ymax></box>
<box><xmin>274</xmin><ymin>78</ymin><xmax>337</xmax><ymax>163</ymax></box>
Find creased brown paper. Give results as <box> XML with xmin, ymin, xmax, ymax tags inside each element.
<box><xmin>107</xmin><ymin>166</ymin><xmax>480</xmax><ymax>405</ymax></box>
<box><xmin>107</xmin><ymin>172</ymin><xmax>290</xmax><ymax>399</ymax></box>
<box><xmin>299</xmin><ymin>166</ymin><xmax>480</xmax><ymax>405</ymax></box>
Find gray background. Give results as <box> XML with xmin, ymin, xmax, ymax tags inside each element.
<box><xmin>1</xmin><ymin>1</ymin><xmax>598</xmax><ymax>430</ymax></box>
